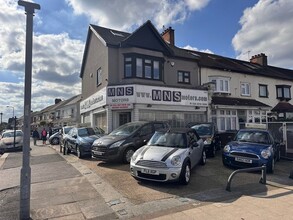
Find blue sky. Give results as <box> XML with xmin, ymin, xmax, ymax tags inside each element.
<box><xmin>0</xmin><ymin>0</ymin><xmax>292</xmax><ymax>123</ymax></box>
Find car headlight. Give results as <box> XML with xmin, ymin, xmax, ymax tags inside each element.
<box><xmin>223</xmin><ymin>145</ymin><xmax>230</xmax><ymax>153</ymax></box>
<box><xmin>261</xmin><ymin>148</ymin><xmax>271</xmax><ymax>159</ymax></box>
<box><xmin>204</xmin><ymin>137</ymin><xmax>212</xmax><ymax>145</ymax></box>
<box><xmin>110</xmin><ymin>140</ymin><xmax>125</xmax><ymax>148</ymax></box>
<box><xmin>171</xmin><ymin>155</ymin><xmax>181</xmax><ymax>166</ymax></box>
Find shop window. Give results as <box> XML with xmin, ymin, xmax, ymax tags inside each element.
<box><xmin>124</xmin><ymin>54</ymin><xmax>163</xmax><ymax>80</ymax></box>
<box><xmin>259</xmin><ymin>84</ymin><xmax>268</xmax><ymax>97</ymax></box>
<box><xmin>178</xmin><ymin>71</ymin><xmax>190</xmax><ymax>84</ymax></box>
<box><xmin>241</xmin><ymin>82</ymin><xmax>250</xmax><ymax>96</ymax></box>
<box><xmin>217</xmin><ymin>109</ymin><xmax>237</xmax><ymax>131</ymax></box>
<box><xmin>209</xmin><ymin>77</ymin><xmax>230</xmax><ymax>94</ymax></box>
<box><xmin>276</xmin><ymin>85</ymin><xmax>291</xmax><ymax>101</ymax></box>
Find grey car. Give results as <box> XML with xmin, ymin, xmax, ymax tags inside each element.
<box><xmin>130</xmin><ymin>128</ymin><xmax>206</xmax><ymax>185</ymax></box>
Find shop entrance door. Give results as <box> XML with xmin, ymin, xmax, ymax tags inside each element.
<box><xmin>119</xmin><ymin>112</ymin><xmax>131</xmax><ymax>126</ymax></box>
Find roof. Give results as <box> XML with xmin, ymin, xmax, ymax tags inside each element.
<box><xmin>81</xmin><ymin>20</ymin><xmax>293</xmax><ymax>81</ymax></box>
<box><xmin>212</xmin><ymin>97</ymin><xmax>271</xmax><ymax>108</ymax></box>
<box><xmin>271</xmin><ymin>102</ymin><xmax>293</xmax><ymax>112</ymax></box>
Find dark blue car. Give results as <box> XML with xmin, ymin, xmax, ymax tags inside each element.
<box><xmin>222</xmin><ymin>129</ymin><xmax>281</xmax><ymax>173</ymax></box>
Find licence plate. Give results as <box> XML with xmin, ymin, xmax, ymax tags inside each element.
<box><xmin>141</xmin><ymin>169</ymin><xmax>159</xmax><ymax>175</ymax></box>
<box><xmin>93</xmin><ymin>150</ymin><xmax>103</xmax><ymax>156</ymax></box>
<box><xmin>235</xmin><ymin>157</ymin><xmax>252</xmax><ymax>164</ymax></box>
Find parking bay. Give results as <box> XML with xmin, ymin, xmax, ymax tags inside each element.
<box><xmin>76</xmin><ymin>151</ymin><xmax>293</xmax><ymax>206</ymax></box>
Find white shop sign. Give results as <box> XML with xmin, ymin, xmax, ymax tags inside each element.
<box><xmin>80</xmin><ymin>87</ymin><xmax>107</xmax><ymax>113</ymax></box>
<box><xmin>107</xmin><ymin>84</ymin><xmax>208</xmax><ymax>107</ymax></box>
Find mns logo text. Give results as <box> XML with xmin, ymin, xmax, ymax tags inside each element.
<box><xmin>108</xmin><ymin>86</ymin><xmax>134</xmax><ymax>97</ymax></box>
<box><xmin>152</xmin><ymin>90</ymin><xmax>181</xmax><ymax>102</ymax></box>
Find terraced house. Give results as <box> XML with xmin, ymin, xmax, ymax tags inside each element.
<box><xmin>80</xmin><ymin>20</ymin><xmax>293</xmax><ymax>157</ymax></box>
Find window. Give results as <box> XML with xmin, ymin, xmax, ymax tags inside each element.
<box><xmin>178</xmin><ymin>71</ymin><xmax>190</xmax><ymax>84</ymax></box>
<box><xmin>124</xmin><ymin>54</ymin><xmax>163</xmax><ymax>80</ymax></box>
<box><xmin>209</xmin><ymin>77</ymin><xmax>230</xmax><ymax>93</ymax></box>
<box><xmin>241</xmin><ymin>82</ymin><xmax>250</xmax><ymax>96</ymax></box>
<box><xmin>97</xmin><ymin>68</ymin><xmax>102</xmax><ymax>86</ymax></box>
<box><xmin>259</xmin><ymin>84</ymin><xmax>268</xmax><ymax>97</ymax></box>
<box><xmin>276</xmin><ymin>85</ymin><xmax>291</xmax><ymax>101</ymax></box>
<box><xmin>217</xmin><ymin>110</ymin><xmax>237</xmax><ymax>131</ymax></box>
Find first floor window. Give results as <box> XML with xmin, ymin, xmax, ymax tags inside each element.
<box><xmin>259</xmin><ymin>84</ymin><xmax>268</xmax><ymax>97</ymax></box>
<box><xmin>178</xmin><ymin>71</ymin><xmax>190</xmax><ymax>84</ymax></box>
<box><xmin>276</xmin><ymin>85</ymin><xmax>291</xmax><ymax>101</ymax></box>
<box><xmin>209</xmin><ymin>76</ymin><xmax>230</xmax><ymax>94</ymax></box>
<box><xmin>124</xmin><ymin>54</ymin><xmax>162</xmax><ymax>80</ymax></box>
<box><xmin>241</xmin><ymin>82</ymin><xmax>250</xmax><ymax>96</ymax></box>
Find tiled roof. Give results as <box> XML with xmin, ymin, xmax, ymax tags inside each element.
<box><xmin>212</xmin><ymin>96</ymin><xmax>271</xmax><ymax>108</ymax></box>
<box><xmin>271</xmin><ymin>102</ymin><xmax>293</xmax><ymax>112</ymax></box>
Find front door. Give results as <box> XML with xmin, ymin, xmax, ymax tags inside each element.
<box><xmin>119</xmin><ymin>112</ymin><xmax>131</xmax><ymax>126</ymax></box>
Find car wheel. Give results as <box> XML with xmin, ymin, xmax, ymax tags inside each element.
<box><xmin>179</xmin><ymin>161</ymin><xmax>191</xmax><ymax>185</ymax></box>
<box><xmin>51</xmin><ymin>137</ymin><xmax>59</xmax><ymax>145</ymax></box>
<box><xmin>122</xmin><ymin>147</ymin><xmax>135</xmax><ymax>164</ymax></box>
<box><xmin>267</xmin><ymin>158</ymin><xmax>275</xmax><ymax>174</ymax></box>
<box><xmin>76</xmin><ymin>146</ymin><xmax>83</xmax><ymax>158</ymax></box>
<box><xmin>200</xmin><ymin>149</ymin><xmax>207</xmax><ymax>165</ymax></box>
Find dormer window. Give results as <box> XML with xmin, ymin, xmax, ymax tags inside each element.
<box><xmin>276</xmin><ymin>85</ymin><xmax>291</xmax><ymax>101</ymax></box>
<box><xmin>209</xmin><ymin>76</ymin><xmax>230</xmax><ymax>94</ymax></box>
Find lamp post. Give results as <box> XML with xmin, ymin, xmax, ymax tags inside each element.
<box><xmin>18</xmin><ymin>1</ymin><xmax>40</xmax><ymax>219</ymax></box>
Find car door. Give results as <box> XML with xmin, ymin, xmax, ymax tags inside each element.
<box><xmin>133</xmin><ymin>123</ymin><xmax>153</xmax><ymax>150</ymax></box>
<box><xmin>187</xmin><ymin>130</ymin><xmax>201</xmax><ymax>168</ymax></box>
<box><xmin>67</xmin><ymin>128</ymin><xmax>77</xmax><ymax>151</ymax></box>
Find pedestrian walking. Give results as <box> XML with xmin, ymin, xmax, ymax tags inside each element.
<box><xmin>41</xmin><ymin>127</ymin><xmax>47</xmax><ymax>145</ymax></box>
<box><xmin>49</xmin><ymin>126</ymin><xmax>53</xmax><ymax>137</ymax></box>
<box><xmin>32</xmin><ymin>128</ymin><xmax>40</xmax><ymax>146</ymax></box>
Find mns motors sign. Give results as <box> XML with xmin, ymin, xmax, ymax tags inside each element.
<box><xmin>107</xmin><ymin>84</ymin><xmax>208</xmax><ymax>106</ymax></box>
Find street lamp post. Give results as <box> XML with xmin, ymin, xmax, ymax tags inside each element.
<box><xmin>18</xmin><ymin>1</ymin><xmax>40</xmax><ymax>219</ymax></box>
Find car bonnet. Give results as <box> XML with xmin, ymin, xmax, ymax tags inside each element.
<box><xmin>138</xmin><ymin>146</ymin><xmax>185</xmax><ymax>161</ymax></box>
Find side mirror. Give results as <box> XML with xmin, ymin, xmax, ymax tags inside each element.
<box><xmin>73</xmin><ymin>135</ymin><xmax>77</xmax><ymax>138</ymax></box>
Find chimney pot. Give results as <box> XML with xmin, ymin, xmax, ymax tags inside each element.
<box><xmin>250</xmin><ymin>53</ymin><xmax>267</xmax><ymax>66</ymax></box>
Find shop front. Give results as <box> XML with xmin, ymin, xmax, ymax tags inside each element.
<box><xmin>80</xmin><ymin>84</ymin><xmax>209</xmax><ymax>133</ymax></box>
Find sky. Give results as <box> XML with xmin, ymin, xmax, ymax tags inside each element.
<box><xmin>0</xmin><ymin>0</ymin><xmax>293</xmax><ymax>123</ymax></box>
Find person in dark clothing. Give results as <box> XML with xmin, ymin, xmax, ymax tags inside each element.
<box><xmin>41</xmin><ymin>128</ymin><xmax>47</xmax><ymax>144</ymax></box>
<box><xmin>49</xmin><ymin>127</ymin><xmax>53</xmax><ymax>137</ymax></box>
<box><xmin>32</xmin><ymin>128</ymin><xmax>40</xmax><ymax>145</ymax></box>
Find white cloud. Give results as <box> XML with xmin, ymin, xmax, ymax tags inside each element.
<box><xmin>232</xmin><ymin>0</ymin><xmax>293</xmax><ymax>69</ymax></box>
<box><xmin>183</xmin><ymin>45</ymin><xmax>214</xmax><ymax>54</ymax></box>
<box><xmin>0</xmin><ymin>0</ymin><xmax>83</xmax><ymax>122</ymax></box>
<box><xmin>66</xmin><ymin>0</ymin><xmax>210</xmax><ymax>31</ymax></box>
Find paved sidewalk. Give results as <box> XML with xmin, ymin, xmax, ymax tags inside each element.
<box><xmin>0</xmin><ymin>140</ymin><xmax>117</xmax><ymax>220</ymax></box>
<box><xmin>151</xmin><ymin>186</ymin><xmax>293</xmax><ymax>220</ymax></box>
<box><xmin>1</xmin><ymin>140</ymin><xmax>293</xmax><ymax>220</ymax></box>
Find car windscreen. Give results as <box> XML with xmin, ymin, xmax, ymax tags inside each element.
<box><xmin>109</xmin><ymin>123</ymin><xmax>142</xmax><ymax>136</ymax></box>
<box><xmin>148</xmin><ymin>131</ymin><xmax>187</xmax><ymax>148</ymax></box>
<box><xmin>235</xmin><ymin>130</ymin><xmax>270</xmax><ymax>144</ymax></box>
<box><xmin>191</xmin><ymin>124</ymin><xmax>213</xmax><ymax>136</ymax></box>
<box><xmin>2</xmin><ymin>131</ymin><xmax>23</xmax><ymax>137</ymax></box>
<box><xmin>64</xmin><ymin>127</ymin><xmax>73</xmax><ymax>134</ymax></box>
<box><xmin>78</xmin><ymin>128</ymin><xmax>95</xmax><ymax>137</ymax></box>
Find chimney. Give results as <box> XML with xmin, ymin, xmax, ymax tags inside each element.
<box><xmin>55</xmin><ymin>98</ymin><xmax>62</xmax><ymax>104</ymax></box>
<box><xmin>250</xmin><ymin>53</ymin><xmax>267</xmax><ymax>66</ymax></box>
<box><xmin>161</xmin><ymin>26</ymin><xmax>175</xmax><ymax>46</ymax></box>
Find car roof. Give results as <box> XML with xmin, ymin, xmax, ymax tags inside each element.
<box><xmin>158</xmin><ymin>127</ymin><xmax>196</xmax><ymax>133</ymax></box>
<box><xmin>237</xmin><ymin>129</ymin><xmax>269</xmax><ymax>133</ymax></box>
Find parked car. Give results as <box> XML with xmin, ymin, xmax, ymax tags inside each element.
<box><xmin>91</xmin><ymin>121</ymin><xmax>169</xmax><ymax>163</ymax></box>
<box><xmin>48</xmin><ymin>132</ymin><xmax>60</xmax><ymax>145</ymax></box>
<box><xmin>60</xmin><ymin>126</ymin><xmax>74</xmax><ymax>153</ymax></box>
<box><xmin>222</xmin><ymin>128</ymin><xmax>281</xmax><ymax>173</ymax></box>
<box><xmin>0</xmin><ymin>130</ymin><xmax>23</xmax><ymax>154</ymax></box>
<box><xmin>130</xmin><ymin>128</ymin><xmax>206</xmax><ymax>184</ymax></box>
<box><xmin>64</xmin><ymin>127</ymin><xmax>104</xmax><ymax>158</ymax></box>
<box><xmin>187</xmin><ymin>122</ymin><xmax>221</xmax><ymax>157</ymax></box>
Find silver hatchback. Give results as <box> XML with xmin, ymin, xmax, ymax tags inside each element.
<box><xmin>130</xmin><ymin>128</ymin><xmax>206</xmax><ymax>185</ymax></box>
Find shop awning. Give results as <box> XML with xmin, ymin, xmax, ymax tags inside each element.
<box><xmin>271</xmin><ymin>102</ymin><xmax>293</xmax><ymax>112</ymax></box>
<box><xmin>212</xmin><ymin>97</ymin><xmax>271</xmax><ymax>108</ymax></box>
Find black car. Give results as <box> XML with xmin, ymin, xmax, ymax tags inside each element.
<box><xmin>187</xmin><ymin>122</ymin><xmax>221</xmax><ymax>157</ymax></box>
<box><xmin>91</xmin><ymin>121</ymin><xmax>169</xmax><ymax>163</ymax></box>
<box><xmin>64</xmin><ymin>127</ymin><xmax>104</xmax><ymax>158</ymax></box>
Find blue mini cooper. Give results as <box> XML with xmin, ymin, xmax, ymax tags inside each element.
<box><xmin>222</xmin><ymin>129</ymin><xmax>281</xmax><ymax>173</ymax></box>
